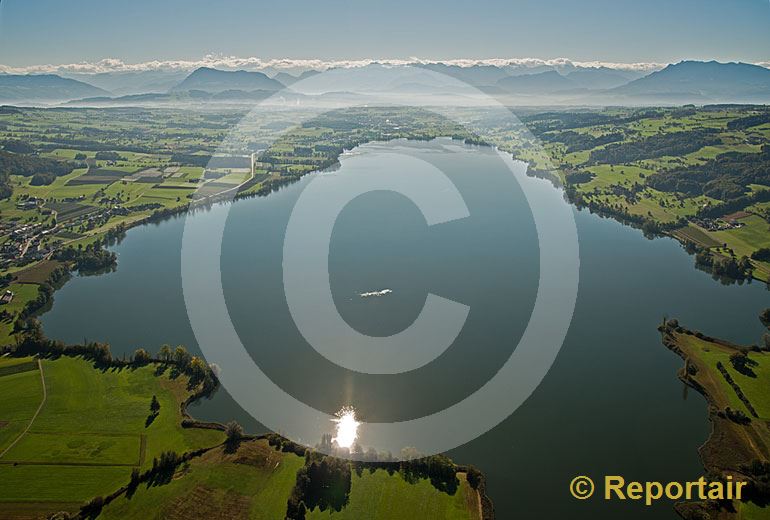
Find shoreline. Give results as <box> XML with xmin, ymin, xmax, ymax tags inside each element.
<box><xmin>10</xmin><ymin>129</ymin><xmax>756</xmax><ymax>349</ymax></box>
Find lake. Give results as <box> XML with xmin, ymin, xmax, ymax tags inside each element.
<box><xmin>43</xmin><ymin>138</ymin><xmax>770</xmax><ymax>518</ymax></box>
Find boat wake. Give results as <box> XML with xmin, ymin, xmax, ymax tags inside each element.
<box><xmin>359</xmin><ymin>289</ymin><xmax>393</xmax><ymax>298</ymax></box>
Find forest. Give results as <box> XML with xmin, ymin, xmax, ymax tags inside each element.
<box><xmin>587</xmin><ymin>130</ymin><xmax>722</xmax><ymax>164</ymax></box>
<box><xmin>647</xmin><ymin>145</ymin><xmax>770</xmax><ymax>201</ymax></box>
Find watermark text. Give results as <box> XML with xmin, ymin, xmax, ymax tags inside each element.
<box><xmin>570</xmin><ymin>475</ymin><xmax>748</xmax><ymax>506</ymax></box>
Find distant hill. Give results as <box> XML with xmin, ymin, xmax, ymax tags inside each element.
<box><xmin>496</xmin><ymin>70</ymin><xmax>576</xmax><ymax>93</ymax></box>
<box><xmin>296</xmin><ymin>70</ymin><xmax>321</xmax><ymax>81</ymax></box>
<box><xmin>272</xmin><ymin>69</ymin><xmax>320</xmax><ymax>86</ymax></box>
<box><xmin>566</xmin><ymin>67</ymin><xmax>640</xmax><ymax>89</ymax></box>
<box><xmin>610</xmin><ymin>61</ymin><xmax>770</xmax><ymax>102</ymax></box>
<box><xmin>273</xmin><ymin>72</ymin><xmax>299</xmax><ymax>86</ymax></box>
<box><xmin>17</xmin><ymin>60</ymin><xmax>770</xmax><ymax>107</ymax></box>
<box><xmin>172</xmin><ymin>67</ymin><xmax>285</xmax><ymax>93</ymax></box>
<box><xmin>66</xmin><ymin>89</ymin><xmax>279</xmax><ymax>106</ymax></box>
<box><xmin>417</xmin><ymin>63</ymin><xmax>512</xmax><ymax>86</ymax></box>
<box><xmin>65</xmin><ymin>70</ymin><xmax>190</xmax><ymax>96</ymax></box>
<box><xmin>0</xmin><ymin>74</ymin><xmax>110</xmax><ymax>102</ymax></box>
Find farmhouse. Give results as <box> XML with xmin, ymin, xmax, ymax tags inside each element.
<box><xmin>0</xmin><ymin>290</ymin><xmax>14</xmax><ymax>304</ymax></box>
<box><xmin>15</xmin><ymin>198</ymin><xmax>39</xmax><ymax>210</ymax></box>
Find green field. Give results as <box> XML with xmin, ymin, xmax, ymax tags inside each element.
<box><xmin>672</xmin><ymin>224</ymin><xmax>722</xmax><ymax>248</ymax></box>
<box><xmin>0</xmin><ymin>356</ymin><xmax>224</xmax><ymax>516</ymax></box>
<box><xmin>0</xmin><ymin>283</ymin><xmax>41</xmax><ymax>343</ymax></box>
<box><xmin>695</xmin><ymin>344</ymin><xmax>770</xmax><ymax>420</ymax></box>
<box><xmin>739</xmin><ymin>501</ymin><xmax>770</xmax><ymax>520</ymax></box>
<box><xmin>306</xmin><ymin>469</ymin><xmax>480</xmax><ymax>520</ymax></box>
<box><xmin>678</xmin><ymin>334</ymin><xmax>770</xmax><ymax>419</ymax></box>
<box><xmin>0</xmin><ymin>359</ymin><xmax>43</xmax><ymax>456</ymax></box>
<box><xmin>3</xmin><ymin>432</ymin><xmax>142</xmax><ymax>465</ymax></box>
<box><xmin>99</xmin><ymin>440</ymin><xmax>305</xmax><ymax>520</ymax></box>
<box><xmin>664</xmin><ymin>328</ymin><xmax>770</xmax><ymax>519</ymax></box>
<box><xmin>712</xmin><ymin>215</ymin><xmax>770</xmax><ymax>259</ymax></box>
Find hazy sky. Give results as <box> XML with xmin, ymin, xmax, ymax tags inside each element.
<box><xmin>1</xmin><ymin>0</ymin><xmax>768</xmax><ymax>68</ymax></box>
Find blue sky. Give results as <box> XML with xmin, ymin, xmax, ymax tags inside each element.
<box><xmin>0</xmin><ymin>0</ymin><xmax>768</xmax><ymax>68</ymax></box>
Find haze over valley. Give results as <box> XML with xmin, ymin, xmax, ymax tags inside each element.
<box><xmin>3</xmin><ymin>59</ymin><xmax>770</xmax><ymax>106</ymax></box>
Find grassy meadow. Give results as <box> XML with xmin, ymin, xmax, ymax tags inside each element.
<box><xmin>306</xmin><ymin>469</ymin><xmax>480</xmax><ymax>520</ymax></box>
<box><xmin>99</xmin><ymin>440</ymin><xmax>305</xmax><ymax>520</ymax></box>
<box><xmin>0</xmin><ymin>356</ymin><xmax>224</xmax><ymax>517</ymax></box>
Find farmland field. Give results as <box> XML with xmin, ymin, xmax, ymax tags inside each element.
<box><xmin>0</xmin><ymin>356</ymin><xmax>224</xmax><ymax>516</ymax></box>
<box><xmin>0</xmin><ymin>358</ymin><xmax>43</xmax><ymax>455</ymax></box>
<box><xmin>672</xmin><ymin>224</ymin><xmax>722</xmax><ymax>248</ymax></box>
<box><xmin>306</xmin><ymin>469</ymin><xmax>480</xmax><ymax>520</ymax></box>
<box><xmin>0</xmin><ymin>283</ymin><xmax>41</xmax><ymax>344</ymax></box>
<box><xmin>99</xmin><ymin>440</ymin><xmax>305</xmax><ymax>520</ymax></box>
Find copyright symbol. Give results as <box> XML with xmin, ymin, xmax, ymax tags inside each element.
<box><xmin>181</xmin><ymin>64</ymin><xmax>581</xmax><ymax>460</ymax></box>
<box><xmin>570</xmin><ymin>476</ymin><xmax>594</xmax><ymax>500</ymax></box>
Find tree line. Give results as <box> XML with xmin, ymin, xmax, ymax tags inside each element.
<box><xmin>285</xmin><ymin>447</ymin><xmax>466</xmax><ymax>519</ymax></box>
<box><xmin>542</xmin><ymin>130</ymin><xmax>624</xmax><ymax>153</ymax></box>
<box><xmin>588</xmin><ymin>129</ymin><xmax>722</xmax><ymax>165</ymax></box>
<box><xmin>0</xmin><ymin>150</ymin><xmax>75</xmax><ymax>195</ymax></box>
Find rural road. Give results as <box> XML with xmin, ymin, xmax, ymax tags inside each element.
<box><xmin>0</xmin><ymin>358</ymin><xmax>47</xmax><ymax>459</ymax></box>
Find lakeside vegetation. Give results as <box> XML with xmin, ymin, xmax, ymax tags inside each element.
<box><xmin>3</xmin><ymin>103</ymin><xmax>770</xmax><ymax>518</ymax></box>
<box><xmin>659</xmin><ymin>317</ymin><xmax>770</xmax><ymax>519</ymax></box>
<box><xmin>0</xmin><ymin>333</ymin><xmax>487</xmax><ymax>519</ymax></box>
<box><xmin>487</xmin><ymin>105</ymin><xmax>770</xmax><ymax>283</ymax></box>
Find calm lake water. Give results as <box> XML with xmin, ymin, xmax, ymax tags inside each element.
<box><xmin>43</xmin><ymin>139</ymin><xmax>770</xmax><ymax>519</ymax></box>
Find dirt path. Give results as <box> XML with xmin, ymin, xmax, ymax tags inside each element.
<box><xmin>475</xmin><ymin>488</ymin><xmax>483</xmax><ymax>520</ymax></box>
<box><xmin>0</xmin><ymin>359</ymin><xmax>46</xmax><ymax>459</ymax></box>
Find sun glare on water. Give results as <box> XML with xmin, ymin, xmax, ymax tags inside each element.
<box><xmin>332</xmin><ymin>407</ymin><xmax>360</xmax><ymax>449</ymax></box>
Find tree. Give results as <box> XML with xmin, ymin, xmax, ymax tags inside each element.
<box><xmin>752</xmin><ymin>248</ymin><xmax>770</xmax><ymax>262</ymax></box>
<box><xmin>188</xmin><ymin>356</ymin><xmax>208</xmax><ymax>385</ymax></box>
<box><xmin>150</xmin><ymin>395</ymin><xmax>160</xmax><ymax>414</ymax></box>
<box><xmin>79</xmin><ymin>496</ymin><xmax>104</xmax><ymax>518</ymax></box>
<box><xmin>730</xmin><ymin>351</ymin><xmax>757</xmax><ymax>376</ymax></box>
<box><xmin>760</xmin><ymin>308</ymin><xmax>770</xmax><ymax>328</ymax></box>
<box><xmin>47</xmin><ymin>512</ymin><xmax>73</xmax><ymax>520</ymax></box>
<box><xmin>158</xmin><ymin>344</ymin><xmax>172</xmax><ymax>361</ymax></box>
<box><xmin>466</xmin><ymin>465</ymin><xmax>483</xmax><ymax>489</ymax></box>
<box><xmin>224</xmin><ymin>421</ymin><xmax>244</xmax><ymax>453</ymax></box>
<box><xmin>133</xmin><ymin>348</ymin><xmax>150</xmax><ymax>366</ymax></box>
<box><xmin>762</xmin><ymin>333</ymin><xmax>770</xmax><ymax>352</ymax></box>
<box><xmin>173</xmin><ymin>345</ymin><xmax>192</xmax><ymax>369</ymax></box>
<box><xmin>126</xmin><ymin>467</ymin><xmax>141</xmax><ymax>498</ymax></box>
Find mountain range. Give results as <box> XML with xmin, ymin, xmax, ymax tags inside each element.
<box><xmin>609</xmin><ymin>60</ymin><xmax>770</xmax><ymax>102</ymax></box>
<box><xmin>2</xmin><ymin>61</ymin><xmax>770</xmax><ymax>106</ymax></box>
<box><xmin>170</xmin><ymin>67</ymin><xmax>283</xmax><ymax>93</ymax></box>
<box><xmin>0</xmin><ymin>74</ymin><xmax>109</xmax><ymax>102</ymax></box>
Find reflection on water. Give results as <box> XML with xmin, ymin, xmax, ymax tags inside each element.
<box><xmin>332</xmin><ymin>406</ymin><xmax>360</xmax><ymax>449</ymax></box>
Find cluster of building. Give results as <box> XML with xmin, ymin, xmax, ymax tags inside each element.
<box><xmin>689</xmin><ymin>217</ymin><xmax>745</xmax><ymax>232</ymax></box>
<box><xmin>0</xmin><ymin>222</ymin><xmax>55</xmax><ymax>267</ymax></box>
<box><xmin>15</xmin><ymin>197</ymin><xmax>40</xmax><ymax>210</ymax></box>
<box><xmin>0</xmin><ymin>201</ymin><xmax>134</xmax><ymax>269</ymax></box>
